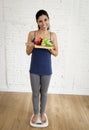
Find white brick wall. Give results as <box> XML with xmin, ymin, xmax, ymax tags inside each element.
<box><xmin>0</xmin><ymin>0</ymin><xmax>89</xmax><ymax>95</ymax></box>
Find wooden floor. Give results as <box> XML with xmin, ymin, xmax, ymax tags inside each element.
<box><xmin>0</xmin><ymin>92</ymin><xmax>89</xmax><ymax>130</ymax></box>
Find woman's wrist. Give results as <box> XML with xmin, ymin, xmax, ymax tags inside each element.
<box><xmin>26</xmin><ymin>43</ymin><xmax>34</xmax><ymax>55</ymax></box>
<box><xmin>49</xmin><ymin>48</ymin><xmax>53</xmax><ymax>53</ymax></box>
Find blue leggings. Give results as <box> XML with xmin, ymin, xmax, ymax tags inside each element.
<box><xmin>30</xmin><ymin>73</ymin><xmax>51</xmax><ymax>114</ymax></box>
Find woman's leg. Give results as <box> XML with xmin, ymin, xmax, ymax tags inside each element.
<box><xmin>40</xmin><ymin>75</ymin><xmax>51</xmax><ymax>114</ymax></box>
<box><xmin>30</xmin><ymin>73</ymin><xmax>40</xmax><ymax>115</ymax></box>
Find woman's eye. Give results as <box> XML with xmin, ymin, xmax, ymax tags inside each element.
<box><xmin>39</xmin><ymin>20</ymin><xmax>42</xmax><ymax>23</ymax></box>
<box><xmin>38</xmin><ymin>18</ymin><xmax>48</xmax><ymax>23</ymax></box>
<box><xmin>44</xmin><ymin>18</ymin><xmax>47</xmax><ymax>21</ymax></box>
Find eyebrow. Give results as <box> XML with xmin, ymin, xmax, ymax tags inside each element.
<box><xmin>38</xmin><ymin>18</ymin><xmax>48</xmax><ymax>22</ymax></box>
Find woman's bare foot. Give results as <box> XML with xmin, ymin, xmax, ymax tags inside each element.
<box><xmin>31</xmin><ymin>114</ymin><xmax>38</xmax><ymax>123</ymax></box>
<box><xmin>40</xmin><ymin>114</ymin><xmax>46</xmax><ymax>123</ymax></box>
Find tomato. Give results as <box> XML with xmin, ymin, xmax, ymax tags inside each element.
<box><xmin>35</xmin><ymin>37</ymin><xmax>42</xmax><ymax>45</ymax></box>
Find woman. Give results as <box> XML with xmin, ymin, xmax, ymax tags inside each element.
<box><xmin>26</xmin><ymin>9</ymin><xmax>58</xmax><ymax>124</ymax></box>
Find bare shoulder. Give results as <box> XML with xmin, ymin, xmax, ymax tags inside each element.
<box><xmin>28</xmin><ymin>31</ymin><xmax>35</xmax><ymax>37</ymax></box>
<box><xmin>27</xmin><ymin>30</ymin><xmax>36</xmax><ymax>42</ymax></box>
<box><xmin>27</xmin><ymin>30</ymin><xmax>37</xmax><ymax>41</ymax></box>
<box><xmin>51</xmin><ymin>32</ymin><xmax>57</xmax><ymax>41</ymax></box>
<box><xmin>51</xmin><ymin>32</ymin><xmax>57</xmax><ymax>38</ymax></box>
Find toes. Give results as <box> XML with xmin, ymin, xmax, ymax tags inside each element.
<box><xmin>32</xmin><ymin>115</ymin><xmax>38</xmax><ymax>123</ymax></box>
<box><xmin>41</xmin><ymin>114</ymin><xmax>46</xmax><ymax>123</ymax></box>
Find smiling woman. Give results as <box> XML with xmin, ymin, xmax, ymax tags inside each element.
<box><xmin>36</xmin><ymin>15</ymin><xmax>49</xmax><ymax>30</ymax></box>
<box><xmin>36</xmin><ymin>10</ymin><xmax>50</xmax><ymax>30</ymax></box>
<box><xmin>25</xmin><ymin>9</ymin><xmax>58</xmax><ymax>127</ymax></box>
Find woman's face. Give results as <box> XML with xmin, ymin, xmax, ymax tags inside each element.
<box><xmin>37</xmin><ymin>15</ymin><xmax>49</xmax><ymax>30</ymax></box>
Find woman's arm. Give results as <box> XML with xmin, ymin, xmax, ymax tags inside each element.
<box><xmin>26</xmin><ymin>31</ymin><xmax>35</xmax><ymax>55</ymax></box>
<box><xmin>49</xmin><ymin>32</ymin><xmax>58</xmax><ymax>56</ymax></box>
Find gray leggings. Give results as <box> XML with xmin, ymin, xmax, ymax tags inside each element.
<box><xmin>30</xmin><ymin>73</ymin><xmax>51</xmax><ymax>114</ymax></box>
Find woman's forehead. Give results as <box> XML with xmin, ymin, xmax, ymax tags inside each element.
<box><xmin>38</xmin><ymin>15</ymin><xmax>48</xmax><ymax>20</ymax></box>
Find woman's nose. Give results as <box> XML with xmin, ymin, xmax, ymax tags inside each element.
<box><xmin>42</xmin><ymin>21</ymin><xmax>46</xmax><ymax>25</ymax></box>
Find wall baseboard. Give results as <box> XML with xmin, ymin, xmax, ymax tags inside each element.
<box><xmin>0</xmin><ymin>87</ymin><xmax>89</xmax><ymax>95</ymax></box>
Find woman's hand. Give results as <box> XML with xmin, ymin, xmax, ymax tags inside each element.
<box><xmin>48</xmin><ymin>44</ymin><xmax>58</xmax><ymax>56</ymax></box>
<box><xmin>48</xmin><ymin>32</ymin><xmax>58</xmax><ymax>56</ymax></box>
<box><xmin>25</xmin><ymin>42</ymin><xmax>35</xmax><ymax>55</ymax></box>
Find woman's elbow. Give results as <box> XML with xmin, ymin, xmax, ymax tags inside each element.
<box><xmin>54</xmin><ymin>52</ymin><xmax>58</xmax><ymax>56</ymax></box>
<box><xmin>26</xmin><ymin>49</ymin><xmax>31</xmax><ymax>55</ymax></box>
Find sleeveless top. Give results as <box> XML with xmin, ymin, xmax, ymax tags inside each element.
<box><xmin>29</xmin><ymin>31</ymin><xmax>52</xmax><ymax>75</ymax></box>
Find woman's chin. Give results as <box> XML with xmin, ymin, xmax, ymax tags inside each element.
<box><xmin>40</xmin><ymin>26</ymin><xmax>48</xmax><ymax>30</ymax></box>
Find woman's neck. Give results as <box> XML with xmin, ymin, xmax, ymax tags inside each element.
<box><xmin>38</xmin><ymin>29</ymin><xmax>49</xmax><ymax>34</ymax></box>
<box><xmin>36</xmin><ymin>29</ymin><xmax>50</xmax><ymax>39</ymax></box>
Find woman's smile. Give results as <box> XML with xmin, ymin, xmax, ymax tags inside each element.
<box><xmin>37</xmin><ymin>15</ymin><xmax>49</xmax><ymax>30</ymax></box>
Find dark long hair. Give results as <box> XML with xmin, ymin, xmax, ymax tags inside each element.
<box><xmin>35</xmin><ymin>9</ymin><xmax>50</xmax><ymax>30</ymax></box>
